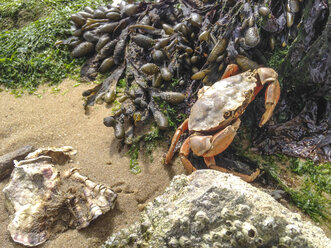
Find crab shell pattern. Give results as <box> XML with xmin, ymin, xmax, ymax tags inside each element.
<box><xmin>189</xmin><ymin>71</ymin><xmax>257</xmax><ymax>132</ymax></box>
<box><xmin>165</xmin><ymin>67</ymin><xmax>280</xmax><ymax>182</ymax></box>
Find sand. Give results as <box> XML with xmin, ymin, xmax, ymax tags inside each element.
<box><xmin>0</xmin><ymin>79</ymin><xmax>186</xmax><ymax>248</ymax></box>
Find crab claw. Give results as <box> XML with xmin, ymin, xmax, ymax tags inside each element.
<box><xmin>259</xmin><ymin>79</ymin><xmax>280</xmax><ymax>127</ymax></box>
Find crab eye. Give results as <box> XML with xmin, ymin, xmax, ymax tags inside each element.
<box><xmin>223</xmin><ymin>111</ymin><xmax>232</xmax><ymax>119</ymax></box>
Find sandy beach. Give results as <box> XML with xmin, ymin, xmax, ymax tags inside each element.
<box><xmin>0</xmin><ymin>79</ymin><xmax>185</xmax><ymax>248</ymax></box>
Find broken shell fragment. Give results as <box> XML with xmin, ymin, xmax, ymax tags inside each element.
<box><xmin>3</xmin><ymin>148</ymin><xmax>117</xmax><ymax>247</ymax></box>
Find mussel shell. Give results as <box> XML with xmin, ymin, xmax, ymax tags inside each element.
<box><xmin>154</xmin><ymin>38</ymin><xmax>170</xmax><ymax>49</ymax></box>
<box><xmin>108</xmin><ymin>7</ymin><xmax>120</xmax><ymax>13</ymax></box>
<box><xmin>79</xmin><ymin>11</ymin><xmax>94</xmax><ymax>19</ymax></box>
<box><xmin>106</xmin><ymin>12</ymin><xmax>121</xmax><ymax>21</ymax></box>
<box><xmin>140</xmin><ymin>16</ymin><xmax>150</xmax><ymax>25</ymax></box>
<box><xmin>69</xmin><ymin>39</ymin><xmax>81</xmax><ymax>48</ymax></box>
<box><xmin>244</xmin><ymin>27</ymin><xmax>260</xmax><ymax>47</ymax></box>
<box><xmin>152</xmin><ymin>50</ymin><xmax>165</xmax><ymax>64</ymax></box>
<box><xmin>162</xmin><ymin>24</ymin><xmax>174</xmax><ymax>35</ymax></box>
<box><xmin>189</xmin><ymin>13</ymin><xmax>202</xmax><ymax>27</ymax></box>
<box><xmin>82</xmin><ymin>89</ymin><xmax>92</xmax><ymax>97</ymax></box>
<box><xmin>191</xmin><ymin>67</ymin><xmax>199</xmax><ymax>74</ymax></box>
<box><xmin>287</xmin><ymin>0</ymin><xmax>300</xmax><ymax>13</ymax></box>
<box><xmin>98</xmin><ymin>6</ymin><xmax>108</xmax><ymax>12</ymax></box>
<box><xmin>190</xmin><ymin>56</ymin><xmax>199</xmax><ymax>64</ymax></box>
<box><xmin>124</xmin><ymin>4</ymin><xmax>139</xmax><ymax>16</ymax></box>
<box><xmin>95</xmin><ymin>92</ymin><xmax>105</xmax><ymax>104</ymax></box>
<box><xmin>248</xmin><ymin>16</ymin><xmax>255</xmax><ymax>27</ymax></box>
<box><xmin>93</xmin><ymin>9</ymin><xmax>107</xmax><ymax>19</ymax></box>
<box><xmin>198</xmin><ymin>30</ymin><xmax>210</xmax><ymax>42</ymax></box>
<box><xmin>84</xmin><ymin>6</ymin><xmax>94</xmax><ymax>14</ymax></box>
<box><xmin>99</xmin><ymin>57</ymin><xmax>114</xmax><ymax>73</ymax></box>
<box><xmin>160</xmin><ymin>67</ymin><xmax>173</xmax><ymax>81</ymax></box>
<box><xmin>152</xmin><ymin>73</ymin><xmax>163</xmax><ymax>88</ymax></box>
<box><xmin>71</xmin><ymin>42</ymin><xmax>94</xmax><ymax>58</ymax></box>
<box><xmin>113</xmin><ymin>39</ymin><xmax>126</xmax><ymax>65</ymax></box>
<box><xmin>73</xmin><ymin>28</ymin><xmax>83</xmax><ymax>37</ymax></box>
<box><xmin>96</xmin><ymin>35</ymin><xmax>110</xmax><ymax>52</ymax></box>
<box><xmin>207</xmin><ymin>39</ymin><xmax>227</xmax><ymax>63</ymax></box>
<box><xmin>114</xmin><ymin>123</ymin><xmax>125</xmax><ymax>139</ymax></box>
<box><xmin>286</xmin><ymin>12</ymin><xmax>294</xmax><ymax>28</ymax></box>
<box><xmin>83</xmin><ymin>31</ymin><xmax>99</xmax><ymax>43</ymax></box>
<box><xmin>216</xmin><ymin>54</ymin><xmax>225</xmax><ymax>63</ymax></box>
<box><xmin>235</xmin><ymin>55</ymin><xmax>259</xmax><ymax>71</ymax></box>
<box><xmin>258</xmin><ymin>6</ymin><xmax>270</xmax><ymax>17</ymax></box>
<box><xmin>99</xmin><ymin>22</ymin><xmax>119</xmax><ymax>33</ymax></box>
<box><xmin>153</xmin><ymin>111</ymin><xmax>168</xmax><ymax>130</ymax></box>
<box><xmin>269</xmin><ymin>36</ymin><xmax>275</xmax><ymax>51</ymax></box>
<box><xmin>191</xmin><ymin>70</ymin><xmax>206</xmax><ymax>80</ymax></box>
<box><xmin>100</xmin><ymin>39</ymin><xmax>117</xmax><ymax>56</ymax></box>
<box><xmin>131</xmin><ymin>34</ymin><xmax>154</xmax><ymax>49</ymax></box>
<box><xmin>104</xmin><ymin>90</ymin><xmax>116</xmax><ymax>104</ymax></box>
<box><xmin>71</xmin><ymin>14</ymin><xmax>86</xmax><ymax>27</ymax></box>
<box><xmin>140</xmin><ymin>63</ymin><xmax>159</xmax><ymax>75</ymax></box>
<box><xmin>160</xmin><ymin>92</ymin><xmax>185</xmax><ymax>104</ymax></box>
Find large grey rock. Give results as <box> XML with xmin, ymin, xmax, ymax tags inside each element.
<box><xmin>104</xmin><ymin>170</ymin><xmax>330</xmax><ymax>248</ymax></box>
<box><xmin>0</xmin><ymin>145</ymin><xmax>34</xmax><ymax>181</ymax></box>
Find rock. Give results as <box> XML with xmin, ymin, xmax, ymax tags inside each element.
<box><xmin>3</xmin><ymin>147</ymin><xmax>117</xmax><ymax>247</ymax></box>
<box><xmin>0</xmin><ymin>145</ymin><xmax>34</xmax><ymax>181</ymax></box>
<box><xmin>104</xmin><ymin>170</ymin><xmax>330</xmax><ymax>248</ymax></box>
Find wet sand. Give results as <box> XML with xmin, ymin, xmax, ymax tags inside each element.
<box><xmin>0</xmin><ymin>80</ymin><xmax>186</xmax><ymax>248</ymax></box>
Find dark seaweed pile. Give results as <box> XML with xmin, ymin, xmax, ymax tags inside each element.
<box><xmin>254</xmin><ymin>0</ymin><xmax>330</xmax><ymax>163</ymax></box>
<box><xmin>61</xmin><ymin>0</ymin><xmax>329</xmax><ymax>162</ymax></box>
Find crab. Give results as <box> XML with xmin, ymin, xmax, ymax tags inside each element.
<box><xmin>165</xmin><ymin>64</ymin><xmax>280</xmax><ymax>182</ymax></box>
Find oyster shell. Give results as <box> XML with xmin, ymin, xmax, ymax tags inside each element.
<box><xmin>3</xmin><ymin>148</ymin><xmax>117</xmax><ymax>247</ymax></box>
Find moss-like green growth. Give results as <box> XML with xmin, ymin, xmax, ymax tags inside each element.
<box><xmin>0</xmin><ymin>0</ymin><xmax>111</xmax><ymax>94</ymax></box>
<box><xmin>157</xmin><ymin>98</ymin><xmax>188</xmax><ymax>130</ymax></box>
<box><xmin>128</xmin><ymin>143</ymin><xmax>141</xmax><ymax>175</ymax></box>
<box><xmin>143</xmin><ymin>125</ymin><xmax>162</xmax><ymax>162</ymax></box>
<box><xmin>242</xmin><ymin>150</ymin><xmax>331</xmax><ymax>223</ymax></box>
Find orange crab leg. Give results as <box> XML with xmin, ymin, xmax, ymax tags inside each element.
<box><xmin>204</xmin><ymin>156</ymin><xmax>260</xmax><ymax>182</ymax></box>
<box><xmin>165</xmin><ymin>119</ymin><xmax>189</xmax><ymax>164</ymax></box>
<box><xmin>259</xmin><ymin>79</ymin><xmax>280</xmax><ymax>127</ymax></box>
<box><xmin>203</xmin><ymin>119</ymin><xmax>241</xmax><ymax>157</ymax></box>
<box><xmin>221</xmin><ymin>64</ymin><xmax>240</xmax><ymax>80</ymax></box>
<box><xmin>179</xmin><ymin>137</ymin><xmax>196</xmax><ymax>173</ymax></box>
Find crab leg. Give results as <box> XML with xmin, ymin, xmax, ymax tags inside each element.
<box><xmin>203</xmin><ymin>119</ymin><xmax>241</xmax><ymax>157</ymax></box>
<box><xmin>220</xmin><ymin>64</ymin><xmax>240</xmax><ymax>80</ymax></box>
<box><xmin>165</xmin><ymin>119</ymin><xmax>189</xmax><ymax>164</ymax></box>
<box><xmin>179</xmin><ymin>137</ymin><xmax>196</xmax><ymax>173</ymax></box>
<box><xmin>259</xmin><ymin>79</ymin><xmax>280</xmax><ymax>127</ymax></box>
<box><xmin>204</xmin><ymin>156</ymin><xmax>260</xmax><ymax>182</ymax></box>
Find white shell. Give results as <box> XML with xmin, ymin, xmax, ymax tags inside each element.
<box><xmin>3</xmin><ymin>147</ymin><xmax>117</xmax><ymax>247</ymax></box>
